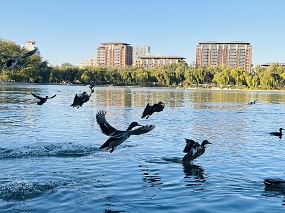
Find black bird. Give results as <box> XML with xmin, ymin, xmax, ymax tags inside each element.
<box><xmin>96</xmin><ymin>110</ymin><xmax>155</xmax><ymax>153</ymax></box>
<box><xmin>141</xmin><ymin>101</ymin><xmax>165</xmax><ymax>119</ymax></box>
<box><xmin>31</xmin><ymin>92</ymin><xmax>56</xmax><ymax>105</ymax></box>
<box><xmin>248</xmin><ymin>100</ymin><xmax>256</xmax><ymax>105</ymax></box>
<box><xmin>70</xmin><ymin>91</ymin><xmax>91</xmax><ymax>109</ymax></box>
<box><xmin>89</xmin><ymin>81</ymin><xmax>95</xmax><ymax>93</ymax></box>
<box><xmin>182</xmin><ymin>139</ymin><xmax>212</xmax><ymax>162</ymax></box>
<box><xmin>270</xmin><ymin>128</ymin><xmax>283</xmax><ymax>139</ymax></box>
<box><xmin>0</xmin><ymin>48</ymin><xmax>37</xmax><ymax>69</ymax></box>
<box><xmin>264</xmin><ymin>178</ymin><xmax>285</xmax><ymax>189</ymax></box>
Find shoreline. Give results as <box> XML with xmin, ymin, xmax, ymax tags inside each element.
<box><xmin>1</xmin><ymin>80</ymin><xmax>285</xmax><ymax>93</ymax></box>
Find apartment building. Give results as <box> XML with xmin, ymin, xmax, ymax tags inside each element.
<box><xmin>97</xmin><ymin>42</ymin><xmax>133</xmax><ymax>68</ymax></box>
<box><xmin>195</xmin><ymin>41</ymin><xmax>252</xmax><ymax>73</ymax></box>
<box><xmin>132</xmin><ymin>46</ymin><xmax>151</xmax><ymax>65</ymax></box>
<box><xmin>138</xmin><ymin>55</ymin><xmax>186</xmax><ymax>69</ymax></box>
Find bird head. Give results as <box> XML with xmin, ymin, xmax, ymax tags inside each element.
<box><xmin>201</xmin><ymin>140</ymin><xmax>211</xmax><ymax>147</ymax></box>
<box><xmin>127</xmin><ymin>122</ymin><xmax>142</xmax><ymax>130</ymax></box>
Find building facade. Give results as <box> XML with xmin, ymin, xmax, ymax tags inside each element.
<box><xmin>138</xmin><ymin>55</ymin><xmax>186</xmax><ymax>69</ymax></box>
<box><xmin>96</xmin><ymin>42</ymin><xmax>133</xmax><ymax>68</ymax></box>
<box><xmin>21</xmin><ymin>41</ymin><xmax>40</xmax><ymax>55</ymax></box>
<box><xmin>132</xmin><ymin>46</ymin><xmax>151</xmax><ymax>65</ymax></box>
<box><xmin>195</xmin><ymin>42</ymin><xmax>252</xmax><ymax>73</ymax></box>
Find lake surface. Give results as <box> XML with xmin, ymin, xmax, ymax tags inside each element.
<box><xmin>0</xmin><ymin>82</ymin><xmax>285</xmax><ymax>213</ymax></box>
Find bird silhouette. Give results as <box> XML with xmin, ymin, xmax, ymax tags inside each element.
<box><xmin>141</xmin><ymin>101</ymin><xmax>165</xmax><ymax>119</ymax></box>
<box><xmin>0</xmin><ymin>48</ymin><xmax>37</xmax><ymax>69</ymax></box>
<box><xmin>270</xmin><ymin>128</ymin><xmax>283</xmax><ymax>139</ymax></box>
<box><xmin>31</xmin><ymin>92</ymin><xmax>56</xmax><ymax>105</ymax></box>
<box><xmin>96</xmin><ymin>110</ymin><xmax>155</xmax><ymax>153</ymax></box>
<box><xmin>182</xmin><ymin>139</ymin><xmax>211</xmax><ymax>162</ymax></box>
<box><xmin>70</xmin><ymin>91</ymin><xmax>91</xmax><ymax>109</ymax></box>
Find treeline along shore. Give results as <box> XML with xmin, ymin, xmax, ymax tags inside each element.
<box><xmin>1</xmin><ymin>38</ymin><xmax>285</xmax><ymax>90</ymax></box>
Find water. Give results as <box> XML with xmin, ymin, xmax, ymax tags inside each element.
<box><xmin>1</xmin><ymin>82</ymin><xmax>285</xmax><ymax>212</ymax></box>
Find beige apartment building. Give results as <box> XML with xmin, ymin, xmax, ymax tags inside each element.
<box><xmin>196</xmin><ymin>42</ymin><xmax>252</xmax><ymax>73</ymax></box>
<box><xmin>137</xmin><ymin>55</ymin><xmax>186</xmax><ymax>69</ymax></box>
<box><xmin>97</xmin><ymin>42</ymin><xmax>133</xmax><ymax>68</ymax></box>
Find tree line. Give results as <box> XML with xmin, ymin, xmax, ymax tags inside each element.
<box><xmin>1</xmin><ymin>38</ymin><xmax>285</xmax><ymax>90</ymax></box>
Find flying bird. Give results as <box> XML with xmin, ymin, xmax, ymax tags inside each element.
<box><xmin>96</xmin><ymin>110</ymin><xmax>155</xmax><ymax>153</ymax></box>
<box><xmin>0</xmin><ymin>48</ymin><xmax>37</xmax><ymax>69</ymax></box>
<box><xmin>70</xmin><ymin>91</ymin><xmax>91</xmax><ymax>109</ymax></box>
<box><xmin>182</xmin><ymin>139</ymin><xmax>212</xmax><ymax>162</ymax></box>
<box><xmin>141</xmin><ymin>101</ymin><xmax>165</xmax><ymax>119</ymax></box>
<box><xmin>270</xmin><ymin>128</ymin><xmax>283</xmax><ymax>139</ymax></box>
<box><xmin>31</xmin><ymin>92</ymin><xmax>56</xmax><ymax>105</ymax></box>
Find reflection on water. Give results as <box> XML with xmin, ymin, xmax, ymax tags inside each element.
<box><xmin>139</xmin><ymin>165</ymin><xmax>162</xmax><ymax>188</ymax></box>
<box><xmin>182</xmin><ymin>162</ymin><xmax>205</xmax><ymax>180</ymax></box>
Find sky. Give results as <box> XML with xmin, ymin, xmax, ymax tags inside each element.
<box><xmin>1</xmin><ymin>0</ymin><xmax>285</xmax><ymax>66</ymax></box>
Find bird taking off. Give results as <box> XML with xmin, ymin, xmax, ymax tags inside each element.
<box><xmin>31</xmin><ymin>92</ymin><xmax>56</xmax><ymax>105</ymax></box>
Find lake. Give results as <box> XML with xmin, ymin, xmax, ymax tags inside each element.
<box><xmin>0</xmin><ymin>82</ymin><xmax>285</xmax><ymax>213</ymax></box>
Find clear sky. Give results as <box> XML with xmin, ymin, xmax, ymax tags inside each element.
<box><xmin>1</xmin><ymin>0</ymin><xmax>285</xmax><ymax>66</ymax></box>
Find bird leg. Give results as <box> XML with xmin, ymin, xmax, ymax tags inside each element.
<box><xmin>109</xmin><ymin>147</ymin><xmax>115</xmax><ymax>153</ymax></box>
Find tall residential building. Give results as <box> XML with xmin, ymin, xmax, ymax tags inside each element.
<box><xmin>96</xmin><ymin>42</ymin><xmax>133</xmax><ymax>68</ymax></box>
<box><xmin>195</xmin><ymin>41</ymin><xmax>252</xmax><ymax>73</ymax></box>
<box><xmin>132</xmin><ymin>46</ymin><xmax>151</xmax><ymax>65</ymax></box>
<box><xmin>138</xmin><ymin>55</ymin><xmax>186</xmax><ymax>69</ymax></box>
<box><xmin>21</xmin><ymin>41</ymin><xmax>40</xmax><ymax>55</ymax></box>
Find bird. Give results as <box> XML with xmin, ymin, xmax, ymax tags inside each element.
<box><xmin>182</xmin><ymin>139</ymin><xmax>212</xmax><ymax>162</ymax></box>
<box><xmin>264</xmin><ymin>178</ymin><xmax>285</xmax><ymax>189</ymax></box>
<box><xmin>0</xmin><ymin>48</ymin><xmax>37</xmax><ymax>69</ymax></box>
<box><xmin>96</xmin><ymin>110</ymin><xmax>155</xmax><ymax>153</ymax></box>
<box><xmin>89</xmin><ymin>81</ymin><xmax>95</xmax><ymax>93</ymax></box>
<box><xmin>31</xmin><ymin>93</ymin><xmax>56</xmax><ymax>105</ymax></box>
<box><xmin>70</xmin><ymin>91</ymin><xmax>91</xmax><ymax>109</ymax></box>
<box><xmin>141</xmin><ymin>101</ymin><xmax>165</xmax><ymax>119</ymax></box>
<box><xmin>270</xmin><ymin>128</ymin><xmax>283</xmax><ymax>139</ymax></box>
<box><xmin>248</xmin><ymin>100</ymin><xmax>256</xmax><ymax>105</ymax></box>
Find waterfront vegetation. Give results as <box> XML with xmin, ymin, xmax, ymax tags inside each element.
<box><xmin>1</xmin><ymin>38</ymin><xmax>285</xmax><ymax>90</ymax></box>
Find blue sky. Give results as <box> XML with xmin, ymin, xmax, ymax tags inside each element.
<box><xmin>1</xmin><ymin>0</ymin><xmax>285</xmax><ymax>66</ymax></box>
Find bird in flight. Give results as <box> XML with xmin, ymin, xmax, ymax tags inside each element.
<box><xmin>96</xmin><ymin>110</ymin><xmax>155</xmax><ymax>153</ymax></box>
<box><xmin>0</xmin><ymin>48</ymin><xmax>37</xmax><ymax>69</ymax></box>
<box><xmin>141</xmin><ymin>101</ymin><xmax>165</xmax><ymax>119</ymax></box>
<box><xmin>70</xmin><ymin>91</ymin><xmax>91</xmax><ymax>109</ymax></box>
<box><xmin>31</xmin><ymin>92</ymin><xmax>56</xmax><ymax>105</ymax></box>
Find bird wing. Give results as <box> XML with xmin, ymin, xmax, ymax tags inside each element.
<box><xmin>18</xmin><ymin>48</ymin><xmax>37</xmax><ymax>60</ymax></box>
<box><xmin>31</xmin><ymin>92</ymin><xmax>43</xmax><ymax>100</ymax></box>
<box><xmin>183</xmin><ymin>139</ymin><xmax>196</xmax><ymax>153</ymax></box>
<box><xmin>129</xmin><ymin>125</ymin><xmax>155</xmax><ymax>135</ymax></box>
<box><xmin>141</xmin><ymin>103</ymin><xmax>152</xmax><ymax>118</ymax></box>
<box><xmin>0</xmin><ymin>53</ymin><xmax>9</xmax><ymax>59</ymax></box>
<box><xmin>48</xmin><ymin>94</ymin><xmax>56</xmax><ymax>99</ymax></box>
<box><xmin>96</xmin><ymin>110</ymin><xmax>118</xmax><ymax>136</ymax></box>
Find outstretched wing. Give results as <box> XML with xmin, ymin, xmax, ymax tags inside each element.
<box><xmin>129</xmin><ymin>125</ymin><xmax>155</xmax><ymax>135</ymax></box>
<box><xmin>31</xmin><ymin>92</ymin><xmax>43</xmax><ymax>100</ymax></box>
<box><xmin>18</xmin><ymin>48</ymin><xmax>37</xmax><ymax>60</ymax></box>
<box><xmin>96</xmin><ymin>110</ymin><xmax>118</xmax><ymax>136</ymax></box>
<box><xmin>48</xmin><ymin>94</ymin><xmax>56</xmax><ymax>99</ymax></box>
<box><xmin>141</xmin><ymin>103</ymin><xmax>152</xmax><ymax>118</ymax></box>
<box><xmin>0</xmin><ymin>53</ymin><xmax>9</xmax><ymax>59</ymax></box>
<box><xmin>183</xmin><ymin>139</ymin><xmax>196</xmax><ymax>153</ymax></box>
